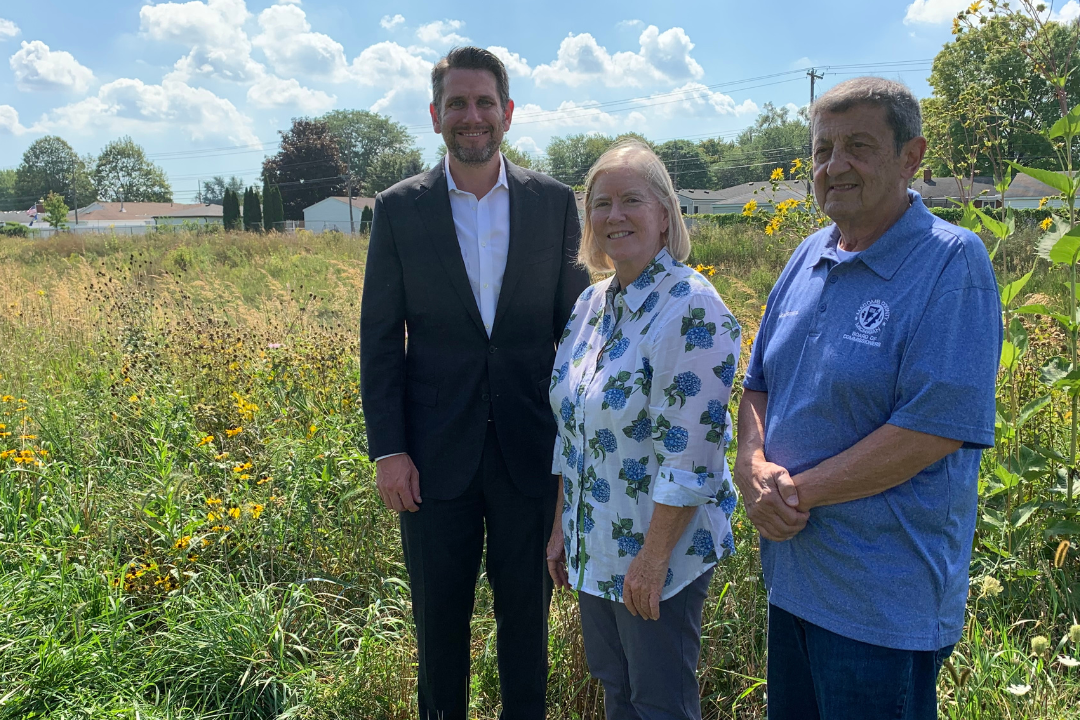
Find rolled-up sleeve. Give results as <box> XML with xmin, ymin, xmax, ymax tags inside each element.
<box><xmin>647</xmin><ymin>292</ymin><xmax>741</xmax><ymax>507</ymax></box>
<box><xmin>889</xmin><ymin>286</ymin><xmax>1001</xmax><ymax>448</ymax></box>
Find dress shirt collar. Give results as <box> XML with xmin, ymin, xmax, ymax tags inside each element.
<box><xmin>605</xmin><ymin>247</ymin><xmax>676</xmax><ymax>314</ymax></box>
<box><xmin>807</xmin><ymin>189</ymin><xmax>933</xmax><ymax>280</ymax></box>
<box><xmin>444</xmin><ymin>152</ymin><xmax>508</xmax><ymax>197</ymax></box>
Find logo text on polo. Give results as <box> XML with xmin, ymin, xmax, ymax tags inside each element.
<box><xmin>843</xmin><ymin>299</ymin><xmax>890</xmax><ymax>348</ymax></box>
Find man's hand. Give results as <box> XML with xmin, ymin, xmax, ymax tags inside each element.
<box><xmin>376</xmin><ymin>454</ymin><xmax>421</xmax><ymax>512</ymax></box>
<box><xmin>734</xmin><ymin>455</ymin><xmax>809</xmax><ymax>542</ymax></box>
<box><xmin>546</xmin><ymin>516</ymin><xmax>571</xmax><ymax>591</ymax></box>
<box><xmin>623</xmin><ymin>546</ymin><xmax>669</xmax><ymax>620</ymax></box>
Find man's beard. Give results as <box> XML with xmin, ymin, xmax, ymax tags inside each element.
<box><xmin>445</xmin><ymin>124</ymin><xmax>502</xmax><ymax>166</ymax></box>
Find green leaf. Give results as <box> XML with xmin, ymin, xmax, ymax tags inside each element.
<box><xmin>974</xmin><ymin>207</ymin><xmax>1009</xmax><ymax>240</ymax></box>
<box><xmin>1008</xmin><ymin>161</ymin><xmax>1074</xmax><ymax>196</ymax></box>
<box><xmin>1045</xmin><ymin>519</ymin><xmax>1080</xmax><ymax>539</ymax></box>
<box><xmin>995</xmin><ymin>169</ymin><xmax>1013</xmax><ymax>195</ymax></box>
<box><xmin>1050</xmin><ymin>104</ymin><xmax>1080</xmax><ymax>139</ymax></box>
<box><xmin>1000</xmin><ymin>270</ymin><xmax>1033</xmax><ymax>307</ymax></box>
<box><xmin>958</xmin><ymin>203</ymin><xmax>981</xmax><ymax>231</ymax></box>
<box><xmin>1016</xmin><ymin>395</ymin><xmax>1051</xmax><ymax>430</ymax></box>
<box><xmin>1005</xmin><ymin>444</ymin><xmax>1048</xmax><ymax>480</ymax></box>
<box><xmin>1036</xmin><ymin>218</ymin><xmax>1071</xmax><ymax>261</ymax></box>
<box><xmin>1014</xmin><ymin>303</ymin><xmax>1073</xmax><ymax>329</ymax></box>
<box><xmin>995</xmin><ymin>464</ymin><xmax>1021</xmax><ymax>490</ymax></box>
<box><xmin>1047</xmin><ymin>232</ymin><xmax>1080</xmax><ymax>265</ymax></box>
<box><xmin>1009</xmin><ymin>317</ymin><xmax>1029</xmax><ymax>356</ymax></box>
<box><xmin>1011</xmin><ymin>500</ymin><xmax>1041</xmax><ymax>529</ymax></box>
<box><xmin>1000</xmin><ymin>340</ymin><xmax>1019</xmax><ymax>370</ymax></box>
<box><xmin>1032</xmin><ymin>442</ymin><xmax>1069</xmax><ymax>464</ymax></box>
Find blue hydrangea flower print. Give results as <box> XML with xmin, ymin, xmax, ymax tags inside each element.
<box><xmin>631</xmin><ymin>274</ymin><xmax>652</xmax><ymax>290</ymax></box>
<box><xmin>582</xmin><ymin>514</ymin><xmax>595</xmax><ymax>534</ymax></box>
<box><xmin>557</xmin><ymin>362</ymin><xmax>569</xmax><ymax>385</ymax></box>
<box><xmin>577</xmin><ymin>450</ymin><xmax>585</xmax><ymax>475</ymax></box>
<box><xmin>664</xmin><ymin>568</ymin><xmax>673</xmax><ymax>587</ymax></box>
<box><xmin>582</xmin><ymin>286</ymin><xmax>595</xmax><ymax>301</ymax></box>
<box><xmin>663</xmin><ymin>426</ymin><xmax>689</xmax><ymax>453</ymax></box>
<box><xmin>600</xmin><ymin>313</ymin><xmax>614</xmax><ymax>339</ymax></box>
<box><xmin>604</xmin><ymin>387</ymin><xmax>628</xmax><ymax>410</ymax></box>
<box><xmin>696</xmin><ymin>471</ymin><xmax>710</xmax><ymax>487</ymax></box>
<box><xmin>628</xmin><ymin>416</ymin><xmax>651</xmax><ymax>442</ymax></box>
<box><xmin>642</xmin><ymin>291</ymin><xmax>659</xmax><ymax>313</ymax></box>
<box><xmin>718</xmin><ymin>361</ymin><xmax>735</xmax><ymax>387</ymax></box>
<box><xmin>622</xmin><ymin>458</ymin><xmax>646</xmax><ymax>481</ymax></box>
<box><xmin>642</xmin><ymin>357</ymin><xmax>652</xmax><ymax>379</ymax></box>
<box><xmin>720</xmin><ymin>493</ymin><xmax>737</xmax><ymax>515</ymax></box>
<box><xmin>567</xmin><ymin>445</ymin><xmax>579</xmax><ymax>473</ymax></box>
<box><xmin>561</xmin><ymin>397</ymin><xmax>574</xmax><ymax>424</ymax></box>
<box><xmin>691</xmin><ymin>528</ymin><xmax>714</xmax><ymax>557</ymax></box>
<box><xmin>617</xmin><ymin>535</ymin><xmax>642</xmax><ymax>556</ymax></box>
<box><xmin>674</xmin><ymin>371</ymin><xmax>701</xmax><ymax>397</ymax></box>
<box><xmin>608</xmin><ymin>337</ymin><xmax>630</xmax><ymax>360</ymax></box>
<box><xmin>613</xmin><ymin>574</ymin><xmax>624</xmax><ymax>597</ymax></box>
<box><xmin>592</xmin><ymin>478</ymin><xmax>611</xmax><ymax>503</ymax></box>
<box><xmin>708</xmin><ymin>399</ymin><xmax>726</xmax><ymax>425</ymax></box>
<box><xmin>686</xmin><ymin>326</ymin><xmax>714</xmax><ymax>349</ymax></box>
<box><xmin>721</xmin><ymin>532</ymin><xmax>735</xmax><ymax>555</ymax></box>
<box><xmin>572</xmin><ymin>341</ymin><xmax>589</xmax><ymax>361</ymax></box>
<box><xmin>596</xmin><ymin>429</ymin><xmax>617</xmax><ymax>454</ymax></box>
<box><xmin>563</xmin><ymin>476</ymin><xmax>572</xmax><ymax>497</ymax></box>
<box><xmin>669</xmin><ymin>280</ymin><xmax>691</xmax><ymax>298</ymax></box>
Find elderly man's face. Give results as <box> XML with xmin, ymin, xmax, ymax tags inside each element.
<box><xmin>431</xmin><ymin>68</ymin><xmax>513</xmax><ymax>166</ymax></box>
<box><xmin>812</xmin><ymin>104</ymin><xmax>918</xmax><ymax>227</ymax></box>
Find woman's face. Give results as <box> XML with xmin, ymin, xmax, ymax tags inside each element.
<box><xmin>590</xmin><ymin>165</ymin><xmax>668</xmax><ymax>273</ymax></box>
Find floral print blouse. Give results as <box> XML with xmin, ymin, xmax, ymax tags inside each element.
<box><xmin>549</xmin><ymin>248</ymin><xmax>741</xmax><ymax>602</ymax></box>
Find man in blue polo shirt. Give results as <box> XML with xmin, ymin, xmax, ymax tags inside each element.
<box><xmin>735</xmin><ymin>77</ymin><xmax>1001</xmax><ymax>719</ymax></box>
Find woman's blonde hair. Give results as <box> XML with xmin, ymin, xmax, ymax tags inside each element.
<box><xmin>578</xmin><ymin>139</ymin><xmax>691</xmax><ymax>274</ymax></box>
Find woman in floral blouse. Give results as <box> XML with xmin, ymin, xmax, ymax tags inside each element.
<box><xmin>547</xmin><ymin>139</ymin><xmax>741</xmax><ymax>720</ymax></box>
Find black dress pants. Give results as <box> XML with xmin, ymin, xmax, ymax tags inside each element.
<box><xmin>400</xmin><ymin>422</ymin><xmax>557</xmax><ymax>720</ymax></box>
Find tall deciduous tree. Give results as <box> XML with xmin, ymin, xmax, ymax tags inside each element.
<box><xmin>15</xmin><ymin>136</ymin><xmax>95</xmax><ymax>210</ymax></box>
<box><xmin>705</xmin><ymin>103</ymin><xmax>809</xmax><ymax>189</ymax></box>
<box><xmin>320</xmin><ymin>109</ymin><xmax>425</xmax><ymax>195</ymax></box>
<box><xmin>93</xmin><ymin>136</ymin><xmax>172</xmax><ymax>203</ymax></box>
<box><xmin>222</xmin><ymin>189</ymin><xmax>241</xmax><ymax>230</ymax></box>
<box><xmin>262</xmin><ymin>118</ymin><xmax>346</xmax><ymax>220</ymax></box>
<box><xmin>201</xmin><ymin>176</ymin><xmax>245</xmax><ymax>205</ymax></box>
<box><xmin>656</xmin><ymin>140</ymin><xmax>709</xmax><ymax>189</ymax></box>
<box><xmin>0</xmin><ymin>169</ymin><xmax>17</xmax><ymax>211</ymax></box>
<box><xmin>43</xmin><ymin>191</ymin><xmax>69</xmax><ymax>229</ymax></box>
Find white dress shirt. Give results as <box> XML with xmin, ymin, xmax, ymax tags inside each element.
<box><xmin>445</xmin><ymin>152</ymin><xmax>510</xmax><ymax>337</ymax></box>
<box><xmin>374</xmin><ymin>155</ymin><xmax>511</xmax><ymax>463</ymax></box>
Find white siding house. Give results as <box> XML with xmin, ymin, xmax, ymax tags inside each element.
<box><xmin>302</xmin><ymin>196</ymin><xmax>376</xmax><ymax>233</ymax></box>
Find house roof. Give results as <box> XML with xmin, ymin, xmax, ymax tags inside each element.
<box><xmin>321</xmin><ymin>196</ymin><xmax>377</xmax><ymax>210</ymax></box>
<box><xmin>152</xmin><ymin>204</ymin><xmax>224</xmax><ymax>218</ymax></box>
<box><xmin>681</xmin><ymin>181</ymin><xmax>808</xmax><ymax>207</ymax></box>
<box><xmin>0</xmin><ymin>211</ymin><xmax>33</xmax><ymax>225</ymax></box>
<box><xmin>910</xmin><ymin>174</ymin><xmax>1058</xmax><ymax>200</ymax></box>
<box><xmin>66</xmin><ymin>202</ymin><xmax>215</xmax><ymax>222</ymax></box>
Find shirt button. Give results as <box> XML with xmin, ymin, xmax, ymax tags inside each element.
<box><xmin>482</xmin><ymin>393</ymin><xmax>490</xmax><ymax>402</ymax></box>
<box><xmin>829</xmin><ymin>276</ymin><xmax>838</xmax><ymax>284</ymax></box>
<box><xmin>489</xmin><ymin>345</ymin><xmax>496</xmax><ymax>354</ymax></box>
<box><xmin>819</xmin><ymin>303</ymin><xmax>827</xmax><ymax>312</ymax></box>
<box><xmin>483</xmin><ymin>283</ymin><xmax>489</xmax><ymax>289</ymax></box>
<box><xmin>482</xmin><ymin>242</ymin><xmax>487</xmax><ymax>248</ymax></box>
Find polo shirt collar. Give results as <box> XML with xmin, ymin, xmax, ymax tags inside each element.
<box><xmin>607</xmin><ymin>247</ymin><xmax>675</xmax><ymax>313</ymax></box>
<box><xmin>809</xmin><ymin>190</ymin><xmax>934</xmax><ymax>280</ymax></box>
<box><xmin>444</xmin><ymin>152</ymin><xmax>508</xmax><ymax>196</ymax></box>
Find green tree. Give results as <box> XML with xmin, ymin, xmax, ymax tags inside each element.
<box><xmin>656</xmin><ymin>139</ymin><xmax>709</xmax><ymax>189</ymax></box>
<box><xmin>242</xmin><ymin>187</ymin><xmax>262</xmax><ymax>231</ymax></box>
<box><xmin>222</xmin><ymin>189</ymin><xmax>241</xmax><ymax>230</ymax></box>
<box><xmin>201</xmin><ymin>176</ymin><xmax>245</xmax><ymax>205</ymax></box>
<box><xmin>320</xmin><ymin>109</ymin><xmax>425</xmax><ymax>196</ymax></box>
<box><xmin>43</xmin><ymin>191</ymin><xmax>69</xmax><ymax>229</ymax></box>
<box><xmin>93</xmin><ymin>137</ymin><xmax>172</xmax><ymax>203</ymax></box>
<box><xmin>360</xmin><ymin>204</ymin><xmax>373</xmax><ymax>226</ymax></box>
<box><xmin>15</xmin><ymin>136</ymin><xmax>96</xmax><ymax>211</ymax></box>
<box><xmin>0</xmin><ymin>169</ymin><xmax>17</xmax><ymax>211</ymax></box>
<box><xmin>262</xmin><ymin>180</ymin><xmax>284</xmax><ymax>232</ymax></box>
<box><xmin>706</xmin><ymin>103</ymin><xmax>809</xmax><ymax>189</ymax></box>
<box><xmin>262</xmin><ymin>118</ymin><xmax>346</xmax><ymax>221</ymax></box>
<box><xmin>544</xmin><ymin>134</ymin><xmax>616</xmax><ymax>187</ymax></box>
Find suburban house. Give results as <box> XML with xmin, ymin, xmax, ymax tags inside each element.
<box><xmin>908</xmin><ymin>169</ymin><xmax>1058</xmax><ymax>209</ymax></box>
<box><xmin>302</xmin><ymin>196</ymin><xmax>376</xmax><ymax>233</ymax></box>
<box><xmin>41</xmin><ymin>201</ymin><xmax>227</xmax><ymax>233</ymax></box>
<box><xmin>678</xmin><ymin>183</ymin><xmax>809</xmax><ymax>215</ymax></box>
<box><xmin>152</xmin><ymin>204</ymin><xmax>224</xmax><ymax>226</ymax></box>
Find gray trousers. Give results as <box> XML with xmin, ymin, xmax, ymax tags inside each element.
<box><xmin>579</xmin><ymin>567</ymin><xmax>714</xmax><ymax>720</ymax></box>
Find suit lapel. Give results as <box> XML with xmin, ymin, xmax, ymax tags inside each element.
<box><xmin>491</xmin><ymin>162</ymin><xmax>540</xmax><ymax>337</ymax></box>
<box><xmin>415</xmin><ymin>163</ymin><xmax>486</xmax><ymax>336</ymax></box>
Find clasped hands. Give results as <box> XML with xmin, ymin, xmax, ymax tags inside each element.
<box><xmin>733</xmin><ymin>454</ymin><xmax>809</xmax><ymax>542</ymax></box>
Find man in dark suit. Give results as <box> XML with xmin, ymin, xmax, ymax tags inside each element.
<box><xmin>360</xmin><ymin>46</ymin><xmax>590</xmax><ymax>720</ymax></box>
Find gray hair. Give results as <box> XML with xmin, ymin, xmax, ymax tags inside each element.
<box><xmin>810</xmin><ymin>77</ymin><xmax>922</xmax><ymax>155</ymax></box>
<box><xmin>578</xmin><ymin>139</ymin><xmax>690</xmax><ymax>274</ymax></box>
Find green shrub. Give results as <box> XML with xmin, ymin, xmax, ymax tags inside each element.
<box><xmin>1</xmin><ymin>222</ymin><xmax>29</xmax><ymax>237</ymax></box>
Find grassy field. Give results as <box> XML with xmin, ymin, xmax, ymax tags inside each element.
<box><xmin>0</xmin><ymin>224</ymin><xmax>1078</xmax><ymax>719</ymax></box>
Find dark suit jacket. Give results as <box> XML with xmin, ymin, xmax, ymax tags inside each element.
<box><xmin>360</xmin><ymin>160</ymin><xmax>591</xmax><ymax>500</ymax></box>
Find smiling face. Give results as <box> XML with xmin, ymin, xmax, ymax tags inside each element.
<box><xmin>812</xmin><ymin>104</ymin><xmax>921</xmax><ymax>230</ymax></box>
<box><xmin>430</xmin><ymin>68</ymin><xmax>513</xmax><ymax>166</ymax></box>
<box><xmin>590</xmin><ymin>165</ymin><xmax>668</xmax><ymax>284</ymax></box>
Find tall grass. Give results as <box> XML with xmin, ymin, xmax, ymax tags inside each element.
<box><xmin>0</xmin><ymin>227</ymin><xmax>1076</xmax><ymax>719</ymax></box>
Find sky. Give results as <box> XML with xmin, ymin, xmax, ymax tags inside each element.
<box><xmin>2</xmin><ymin>0</ymin><xmax>1078</xmax><ymax>204</ymax></box>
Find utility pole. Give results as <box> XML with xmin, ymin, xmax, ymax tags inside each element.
<box><xmin>71</xmin><ymin>165</ymin><xmax>79</xmax><ymax>228</ymax></box>
<box><xmin>197</xmin><ymin>179</ymin><xmax>202</xmax><ymax>204</ymax></box>
<box><xmin>673</xmin><ymin>144</ymin><xmax>680</xmax><ymax>190</ymax></box>
<box><xmin>806</xmin><ymin>68</ymin><xmax>824</xmax><ymax>198</ymax></box>
<box><xmin>346</xmin><ymin>174</ymin><xmax>355</xmax><ymax>235</ymax></box>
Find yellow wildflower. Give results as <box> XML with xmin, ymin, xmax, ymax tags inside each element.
<box><xmin>707</xmin><ymin>267</ymin><xmax>716</xmax><ymax>277</ymax></box>
<box><xmin>257</xmin><ymin>476</ymin><xmax>271</xmax><ymax>485</ymax></box>
<box><xmin>197</xmin><ymin>435</ymin><xmax>214</xmax><ymax>447</ymax></box>
<box><xmin>1041</xmin><ymin>217</ymin><xmax>1053</xmax><ymax>232</ymax></box>
<box><xmin>214</xmin><ymin>452</ymin><xmax>229</xmax><ymax>460</ymax></box>
<box><xmin>233</xmin><ymin>462</ymin><xmax>253</xmax><ymax>473</ymax></box>
<box><xmin>18</xmin><ymin>435</ymin><xmax>36</xmax><ymax>440</ymax></box>
<box><xmin>225</xmin><ymin>427</ymin><xmax>243</xmax><ymax>437</ymax></box>
<box><xmin>0</xmin><ymin>396</ymin><xmax>11</xmax><ymax>402</ymax></box>
<box><xmin>227</xmin><ymin>507</ymin><xmax>241</xmax><ymax>520</ymax></box>
<box><xmin>206</xmin><ymin>497</ymin><xmax>223</xmax><ymax>506</ymax></box>
<box><xmin>173</xmin><ymin>536</ymin><xmax>191</xmax><ymax>550</ymax></box>
<box><xmin>1039</xmin><ymin>197</ymin><xmax>1049</xmax><ymax>210</ymax></box>
<box><xmin>742</xmin><ymin>200</ymin><xmax>758</xmax><ymax>217</ymax></box>
<box><xmin>239</xmin><ymin>474</ymin><xmax>251</xmax><ymax>480</ymax></box>
<box><xmin>207</xmin><ymin>511</ymin><xmax>221</xmax><ymax>522</ymax></box>
<box><xmin>309</xmin><ymin>424</ymin><xmax>317</xmax><ymax>435</ymax></box>
<box><xmin>129</xmin><ymin>394</ymin><xmax>139</xmax><ymax>403</ymax></box>
<box><xmin>0</xmin><ymin>450</ymin><xmax>15</xmax><ymax>460</ymax></box>
<box><xmin>968</xmin><ymin>0</ymin><xmax>982</xmax><ymax>12</ymax></box>
<box><xmin>790</xmin><ymin>157</ymin><xmax>803</xmax><ymax>171</ymax></box>
<box><xmin>248</xmin><ymin>503</ymin><xmax>265</xmax><ymax>519</ymax></box>
<box><xmin>770</xmin><ymin>167</ymin><xmax>785</xmax><ymax>181</ymax></box>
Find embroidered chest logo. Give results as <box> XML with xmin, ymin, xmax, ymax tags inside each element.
<box><xmin>844</xmin><ymin>299</ymin><xmax>890</xmax><ymax>348</ymax></box>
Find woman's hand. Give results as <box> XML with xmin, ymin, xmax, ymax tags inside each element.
<box><xmin>623</xmin><ymin>547</ymin><xmax>669</xmax><ymax>620</ymax></box>
<box><xmin>546</xmin><ymin>517</ymin><xmax>571</xmax><ymax>590</ymax></box>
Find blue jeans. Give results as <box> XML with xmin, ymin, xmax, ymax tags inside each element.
<box><xmin>767</xmin><ymin>604</ymin><xmax>954</xmax><ymax>720</ymax></box>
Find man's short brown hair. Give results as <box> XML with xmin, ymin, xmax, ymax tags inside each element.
<box><xmin>431</xmin><ymin>47</ymin><xmax>510</xmax><ymax>117</ymax></box>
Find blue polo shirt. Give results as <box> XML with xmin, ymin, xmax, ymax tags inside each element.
<box><xmin>744</xmin><ymin>191</ymin><xmax>1001</xmax><ymax>651</ymax></box>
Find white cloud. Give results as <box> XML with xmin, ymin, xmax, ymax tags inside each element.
<box><xmin>351</xmin><ymin>41</ymin><xmax>431</xmax><ymax>89</ymax></box>
<box><xmin>9</xmin><ymin>41</ymin><xmax>94</xmax><ymax>93</ymax></box>
<box><xmin>488</xmin><ymin>46</ymin><xmax>531</xmax><ymax>77</ymax></box>
<box><xmin>512</xmin><ymin>136</ymin><xmax>541</xmax><ymax>155</ymax></box>
<box><xmin>791</xmin><ymin>56</ymin><xmax>812</xmax><ymax>70</ymax></box>
<box><xmin>903</xmin><ymin>0</ymin><xmax>968</xmax><ymax>24</ymax></box>
<box><xmin>616</xmin><ymin>19</ymin><xmax>644</xmax><ymax>30</ymax></box>
<box><xmin>1052</xmin><ymin>0</ymin><xmax>1080</xmax><ymax>22</ymax></box>
<box><xmin>246</xmin><ymin>74</ymin><xmax>336</xmax><ymax>113</ymax></box>
<box><xmin>514</xmin><ymin>100</ymin><xmax>620</xmax><ymax>130</ymax></box>
<box><xmin>416</xmin><ymin>20</ymin><xmax>470</xmax><ymax>46</ymax></box>
<box><xmin>42</xmin><ymin>76</ymin><xmax>259</xmax><ymax>146</ymax></box>
<box><xmin>785</xmin><ymin>102</ymin><xmax>802</xmax><ymax>116</ymax></box>
<box><xmin>0</xmin><ymin>18</ymin><xmax>19</xmax><ymax>39</ymax></box>
<box><xmin>639</xmin><ymin>82</ymin><xmax>758</xmax><ymax>119</ymax></box>
<box><xmin>532</xmin><ymin>26</ymin><xmax>703</xmax><ymax>88</ymax></box>
<box><xmin>253</xmin><ymin>3</ymin><xmax>349</xmax><ymax>79</ymax></box>
<box><xmin>140</xmin><ymin>0</ymin><xmax>262</xmax><ymax>81</ymax></box>
<box><xmin>381</xmin><ymin>14</ymin><xmax>405</xmax><ymax>30</ymax></box>
<box><xmin>0</xmin><ymin>105</ymin><xmax>28</xmax><ymax>134</ymax></box>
